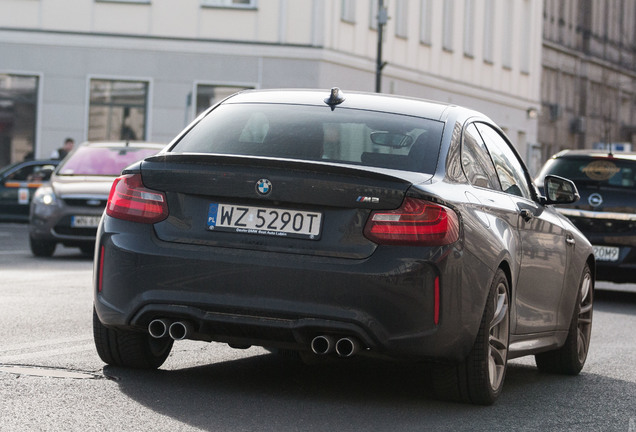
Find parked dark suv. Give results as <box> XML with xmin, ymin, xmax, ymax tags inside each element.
<box><xmin>536</xmin><ymin>149</ymin><xmax>636</xmax><ymax>283</ymax></box>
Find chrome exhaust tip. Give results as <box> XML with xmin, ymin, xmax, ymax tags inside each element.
<box><xmin>168</xmin><ymin>321</ymin><xmax>193</xmax><ymax>340</ymax></box>
<box><xmin>310</xmin><ymin>335</ymin><xmax>335</xmax><ymax>355</ymax></box>
<box><xmin>335</xmin><ymin>337</ymin><xmax>360</xmax><ymax>358</ymax></box>
<box><xmin>148</xmin><ymin>319</ymin><xmax>170</xmax><ymax>339</ymax></box>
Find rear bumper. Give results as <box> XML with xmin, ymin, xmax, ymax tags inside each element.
<box><xmin>583</xmin><ymin>232</ymin><xmax>636</xmax><ymax>283</ymax></box>
<box><xmin>596</xmin><ymin>262</ymin><xmax>636</xmax><ymax>283</ymax></box>
<box><xmin>94</xmin><ymin>217</ymin><xmax>490</xmax><ymax>362</ymax></box>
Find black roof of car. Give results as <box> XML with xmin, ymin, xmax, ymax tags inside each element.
<box><xmin>0</xmin><ymin>159</ymin><xmax>60</xmax><ymax>176</ymax></box>
<box><xmin>222</xmin><ymin>88</ymin><xmax>491</xmax><ymax>124</ymax></box>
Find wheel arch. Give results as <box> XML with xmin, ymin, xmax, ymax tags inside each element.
<box><xmin>497</xmin><ymin>259</ymin><xmax>513</xmax><ymax>295</ymax></box>
<box><xmin>586</xmin><ymin>254</ymin><xmax>596</xmax><ymax>286</ymax></box>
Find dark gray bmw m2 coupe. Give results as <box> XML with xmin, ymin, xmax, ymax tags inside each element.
<box><xmin>93</xmin><ymin>88</ymin><xmax>594</xmax><ymax>405</ymax></box>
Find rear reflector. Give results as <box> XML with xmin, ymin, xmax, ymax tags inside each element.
<box><xmin>106</xmin><ymin>174</ymin><xmax>168</xmax><ymax>224</ymax></box>
<box><xmin>363</xmin><ymin>197</ymin><xmax>459</xmax><ymax>246</ymax></box>
<box><xmin>434</xmin><ymin>276</ymin><xmax>440</xmax><ymax>325</ymax></box>
<box><xmin>98</xmin><ymin>245</ymin><xmax>105</xmax><ymax>293</ymax></box>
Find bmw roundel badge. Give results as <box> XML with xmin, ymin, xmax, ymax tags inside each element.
<box><xmin>256</xmin><ymin>178</ymin><xmax>272</xmax><ymax>195</ymax></box>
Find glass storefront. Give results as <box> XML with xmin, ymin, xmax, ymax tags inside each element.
<box><xmin>0</xmin><ymin>74</ymin><xmax>39</xmax><ymax>166</ymax></box>
<box><xmin>88</xmin><ymin>79</ymin><xmax>148</xmax><ymax>141</ymax></box>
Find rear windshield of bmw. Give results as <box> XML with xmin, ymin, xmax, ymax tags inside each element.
<box><xmin>542</xmin><ymin>156</ymin><xmax>636</xmax><ymax>189</ymax></box>
<box><xmin>170</xmin><ymin>103</ymin><xmax>445</xmax><ymax>174</ymax></box>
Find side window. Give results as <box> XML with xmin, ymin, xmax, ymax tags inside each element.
<box><xmin>7</xmin><ymin>165</ymin><xmax>34</xmax><ymax>181</ymax></box>
<box><xmin>475</xmin><ymin>123</ymin><xmax>531</xmax><ymax>199</ymax></box>
<box><xmin>462</xmin><ymin>124</ymin><xmax>501</xmax><ymax>190</ymax></box>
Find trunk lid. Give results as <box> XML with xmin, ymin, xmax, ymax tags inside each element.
<box><xmin>141</xmin><ymin>154</ymin><xmax>427</xmax><ymax>259</ymax></box>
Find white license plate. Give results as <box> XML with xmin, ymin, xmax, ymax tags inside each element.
<box><xmin>71</xmin><ymin>215</ymin><xmax>101</xmax><ymax>228</ymax></box>
<box><xmin>207</xmin><ymin>203</ymin><xmax>322</xmax><ymax>240</ymax></box>
<box><xmin>593</xmin><ymin>245</ymin><xmax>620</xmax><ymax>262</ymax></box>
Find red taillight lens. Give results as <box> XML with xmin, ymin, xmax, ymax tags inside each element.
<box><xmin>363</xmin><ymin>197</ymin><xmax>459</xmax><ymax>246</ymax></box>
<box><xmin>106</xmin><ymin>174</ymin><xmax>168</xmax><ymax>223</ymax></box>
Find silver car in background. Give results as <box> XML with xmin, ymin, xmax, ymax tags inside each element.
<box><xmin>29</xmin><ymin>141</ymin><xmax>165</xmax><ymax>257</ymax></box>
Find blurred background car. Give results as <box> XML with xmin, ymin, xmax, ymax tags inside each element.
<box><xmin>536</xmin><ymin>149</ymin><xmax>636</xmax><ymax>283</ymax></box>
<box><xmin>29</xmin><ymin>141</ymin><xmax>164</xmax><ymax>257</ymax></box>
<box><xmin>0</xmin><ymin>159</ymin><xmax>59</xmax><ymax>222</ymax></box>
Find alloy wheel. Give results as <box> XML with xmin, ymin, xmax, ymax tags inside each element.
<box><xmin>577</xmin><ymin>271</ymin><xmax>593</xmax><ymax>364</ymax></box>
<box><xmin>488</xmin><ymin>282</ymin><xmax>509</xmax><ymax>390</ymax></box>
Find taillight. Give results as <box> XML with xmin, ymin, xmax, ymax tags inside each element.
<box><xmin>363</xmin><ymin>197</ymin><xmax>459</xmax><ymax>246</ymax></box>
<box><xmin>106</xmin><ymin>174</ymin><xmax>168</xmax><ymax>223</ymax></box>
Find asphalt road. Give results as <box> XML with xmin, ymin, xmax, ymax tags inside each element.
<box><xmin>0</xmin><ymin>222</ymin><xmax>635</xmax><ymax>431</ymax></box>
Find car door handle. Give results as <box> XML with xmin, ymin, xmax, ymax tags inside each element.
<box><xmin>519</xmin><ymin>209</ymin><xmax>533</xmax><ymax>222</ymax></box>
<box><xmin>566</xmin><ymin>234</ymin><xmax>576</xmax><ymax>246</ymax></box>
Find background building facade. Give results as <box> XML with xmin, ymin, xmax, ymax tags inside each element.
<box><xmin>540</xmin><ymin>0</ymin><xmax>636</xmax><ymax>158</ymax></box>
<box><xmin>1</xmin><ymin>0</ymin><xmax>542</xmax><ymax>171</ymax></box>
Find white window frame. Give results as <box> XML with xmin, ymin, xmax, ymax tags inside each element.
<box><xmin>202</xmin><ymin>0</ymin><xmax>257</xmax><ymax>9</ymax></box>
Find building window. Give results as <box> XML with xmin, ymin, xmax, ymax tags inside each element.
<box><xmin>369</xmin><ymin>0</ymin><xmax>378</xmax><ymax>30</ymax></box>
<box><xmin>502</xmin><ymin>0</ymin><xmax>513</xmax><ymax>68</ymax></box>
<box><xmin>420</xmin><ymin>0</ymin><xmax>432</xmax><ymax>44</ymax></box>
<box><xmin>88</xmin><ymin>79</ymin><xmax>148</xmax><ymax>142</ymax></box>
<box><xmin>463</xmin><ymin>0</ymin><xmax>474</xmax><ymax>56</ymax></box>
<box><xmin>341</xmin><ymin>0</ymin><xmax>356</xmax><ymax>23</ymax></box>
<box><xmin>395</xmin><ymin>0</ymin><xmax>408</xmax><ymax>38</ymax></box>
<box><xmin>483</xmin><ymin>0</ymin><xmax>494</xmax><ymax>63</ymax></box>
<box><xmin>95</xmin><ymin>0</ymin><xmax>150</xmax><ymax>4</ymax></box>
<box><xmin>202</xmin><ymin>0</ymin><xmax>257</xmax><ymax>8</ymax></box>
<box><xmin>0</xmin><ymin>74</ymin><xmax>39</xmax><ymax>165</ymax></box>
<box><xmin>195</xmin><ymin>84</ymin><xmax>253</xmax><ymax>117</ymax></box>
<box><xmin>442</xmin><ymin>0</ymin><xmax>454</xmax><ymax>51</ymax></box>
<box><xmin>520</xmin><ymin>0</ymin><xmax>531</xmax><ymax>73</ymax></box>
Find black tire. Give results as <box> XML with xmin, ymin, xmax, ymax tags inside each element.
<box><xmin>535</xmin><ymin>263</ymin><xmax>593</xmax><ymax>375</ymax></box>
<box><xmin>93</xmin><ymin>308</ymin><xmax>173</xmax><ymax>369</ymax></box>
<box><xmin>29</xmin><ymin>236</ymin><xmax>56</xmax><ymax>257</ymax></box>
<box><xmin>431</xmin><ymin>269</ymin><xmax>510</xmax><ymax>405</ymax></box>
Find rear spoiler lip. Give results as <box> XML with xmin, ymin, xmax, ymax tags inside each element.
<box><xmin>141</xmin><ymin>152</ymin><xmax>434</xmax><ymax>185</ymax></box>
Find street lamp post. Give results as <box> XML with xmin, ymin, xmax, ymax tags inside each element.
<box><xmin>375</xmin><ymin>0</ymin><xmax>388</xmax><ymax>93</ymax></box>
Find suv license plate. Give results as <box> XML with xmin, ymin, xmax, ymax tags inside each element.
<box><xmin>207</xmin><ymin>203</ymin><xmax>322</xmax><ymax>240</ymax></box>
<box><xmin>593</xmin><ymin>245</ymin><xmax>619</xmax><ymax>262</ymax></box>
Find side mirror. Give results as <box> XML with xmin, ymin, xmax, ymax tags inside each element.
<box><xmin>543</xmin><ymin>175</ymin><xmax>579</xmax><ymax>205</ymax></box>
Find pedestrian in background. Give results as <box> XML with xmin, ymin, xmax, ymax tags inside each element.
<box><xmin>51</xmin><ymin>138</ymin><xmax>74</xmax><ymax>160</ymax></box>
